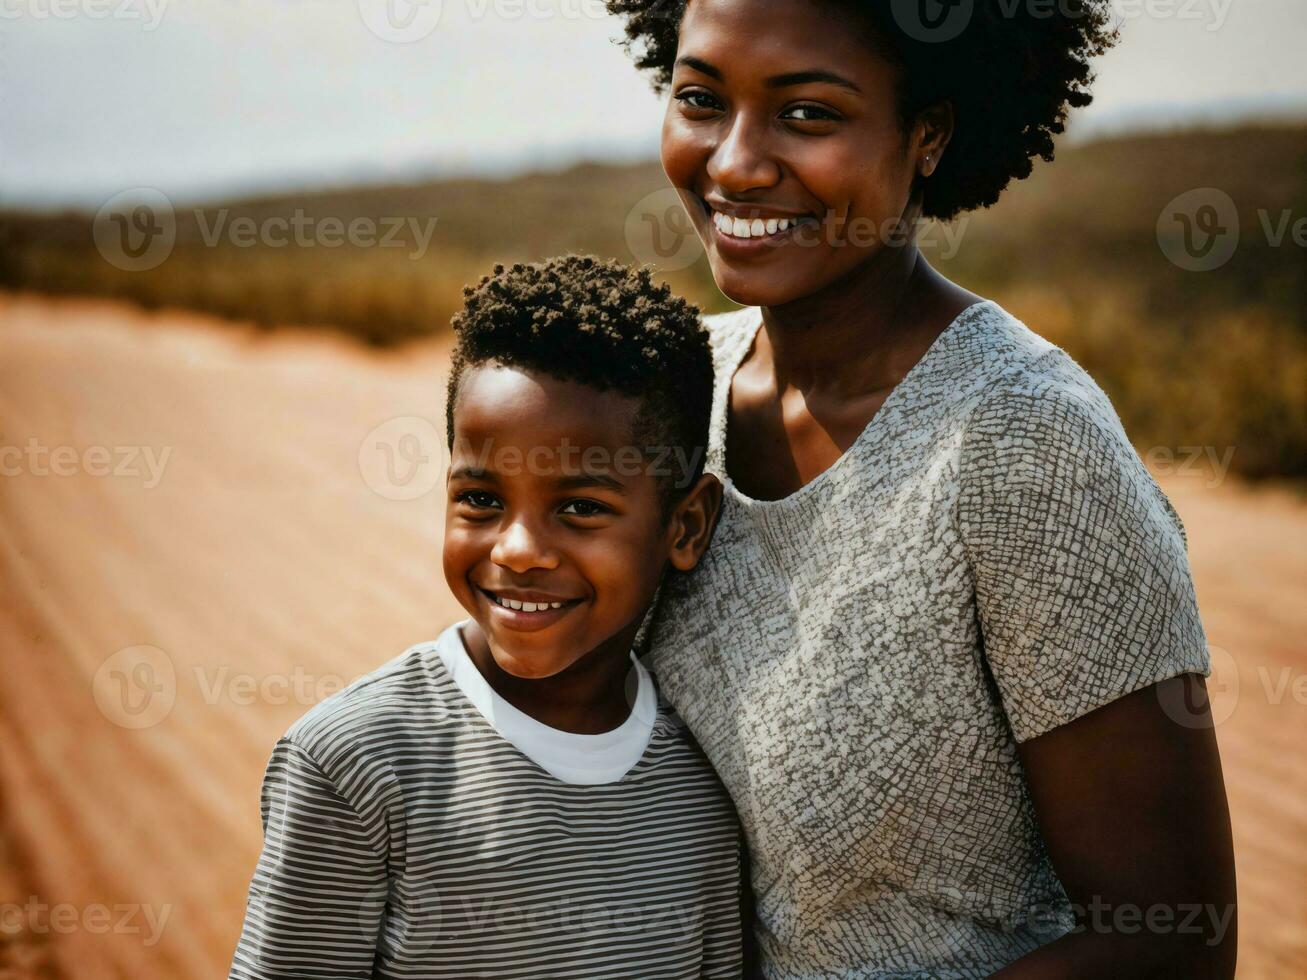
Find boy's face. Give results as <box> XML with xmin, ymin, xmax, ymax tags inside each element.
<box><xmin>443</xmin><ymin>362</ymin><xmax>720</xmax><ymax>680</ymax></box>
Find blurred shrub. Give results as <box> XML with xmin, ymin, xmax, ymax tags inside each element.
<box><xmin>1</xmin><ymin>125</ymin><xmax>1304</xmax><ymax>479</ymax></box>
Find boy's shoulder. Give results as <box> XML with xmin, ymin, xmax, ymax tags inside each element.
<box><xmin>280</xmin><ymin>626</ymin><xmax>467</xmax><ymax>771</ymax></box>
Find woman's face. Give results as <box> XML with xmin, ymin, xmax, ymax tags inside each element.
<box><xmin>661</xmin><ymin>0</ymin><xmax>930</xmax><ymax>307</ymax></box>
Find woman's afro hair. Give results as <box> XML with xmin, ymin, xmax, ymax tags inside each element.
<box><xmin>445</xmin><ymin>254</ymin><xmax>714</xmax><ymax>514</ymax></box>
<box><xmin>605</xmin><ymin>0</ymin><xmax>1119</xmax><ymax>220</ymax></box>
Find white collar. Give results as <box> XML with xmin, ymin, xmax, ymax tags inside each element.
<box><xmin>434</xmin><ymin>619</ymin><xmax>658</xmax><ymax>785</ymax></box>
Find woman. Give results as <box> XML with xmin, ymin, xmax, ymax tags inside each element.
<box><xmin>610</xmin><ymin>0</ymin><xmax>1239</xmax><ymax>975</ymax></box>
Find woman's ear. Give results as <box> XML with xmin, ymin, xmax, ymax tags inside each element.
<box><xmin>666</xmin><ymin>472</ymin><xmax>724</xmax><ymax>572</ymax></box>
<box><xmin>915</xmin><ymin>100</ymin><xmax>955</xmax><ymax>179</ymax></box>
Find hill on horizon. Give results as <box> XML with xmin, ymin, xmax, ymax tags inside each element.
<box><xmin>2</xmin><ymin>122</ymin><xmax>1305</xmax><ymax>479</ymax></box>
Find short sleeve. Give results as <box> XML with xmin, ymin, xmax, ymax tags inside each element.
<box><xmin>228</xmin><ymin>737</ymin><xmax>389</xmax><ymax>979</ymax></box>
<box><xmin>958</xmin><ymin>371</ymin><xmax>1211</xmax><ymax>743</ymax></box>
<box><xmin>698</xmin><ymin>829</ymin><xmax>746</xmax><ymax>979</ymax></box>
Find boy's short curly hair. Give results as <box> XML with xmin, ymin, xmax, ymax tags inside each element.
<box><xmin>605</xmin><ymin>0</ymin><xmax>1118</xmax><ymax>220</ymax></box>
<box><xmin>446</xmin><ymin>254</ymin><xmax>714</xmax><ymax>522</ymax></box>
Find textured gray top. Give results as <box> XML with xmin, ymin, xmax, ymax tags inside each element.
<box><xmin>636</xmin><ymin>299</ymin><xmax>1211</xmax><ymax>978</ymax></box>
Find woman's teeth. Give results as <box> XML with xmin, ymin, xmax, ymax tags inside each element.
<box><xmin>491</xmin><ymin>593</ymin><xmax>567</xmax><ymax>612</ymax></box>
<box><xmin>711</xmin><ymin>210</ymin><xmax>801</xmax><ymax>239</ymax></box>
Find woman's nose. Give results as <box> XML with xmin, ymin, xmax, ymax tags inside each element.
<box><xmin>489</xmin><ymin>516</ymin><xmax>560</xmax><ymax>573</ymax></box>
<box><xmin>706</xmin><ymin>112</ymin><xmax>781</xmax><ymax>193</ymax></box>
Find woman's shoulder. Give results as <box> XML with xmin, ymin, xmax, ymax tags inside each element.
<box><xmin>962</xmin><ymin>301</ymin><xmax>1128</xmax><ymax>447</ymax></box>
<box><xmin>959</xmin><ymin>302</ymin><xmax>1188</xmax><ymax>543</ymax></box>
<box><xmin>700</xmin><ymin>306</ymin><xmax>760</xmax><ymax>374</ymax></box>
<box><xmin>700</xmin><ymin>304</ymin><xmax>756</xmax><ymax>336</ymax></box>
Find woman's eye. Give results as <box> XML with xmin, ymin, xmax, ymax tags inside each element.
<box><xmin>781</xmin><ymin>104</ymin><xmax>840</xmax><ymax>124</ymax></box>
<box><xmin>673</xmin><ymin>89</ymin><xmax>722</xmax><ymax>113</ymax></box>
<box><xmin>560</xmin><ymin>499</ymin><xmax>609</xmax><ymax>518</ymax></box>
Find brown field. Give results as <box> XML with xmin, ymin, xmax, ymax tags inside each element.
<box><xmin>0</xmin><ymin>293</ymin><xmax>1304</xmax><ymax>978</ymax></box>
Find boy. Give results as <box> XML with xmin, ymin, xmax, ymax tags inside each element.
<box><xmin>228</xmin><ymin>255</ymin><xmax>742</xmax><ymax>979</ymax></box>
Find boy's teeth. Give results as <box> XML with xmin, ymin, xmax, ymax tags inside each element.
<box><xmin>493</xmin><ymin>594</ymin><xmax>565</xmax><ymax>612</ymax></box>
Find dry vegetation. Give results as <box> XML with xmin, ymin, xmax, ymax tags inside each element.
<box><xmin>2</xmin><ymin>124</ymin><xmax>1305</xmax><ymax>481</ymax></box>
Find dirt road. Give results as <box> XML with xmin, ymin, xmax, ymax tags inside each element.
<box><xmin>0</xmin><ymin>293</ymin><xmax>1303</xmax><ymax>978</ymax></box>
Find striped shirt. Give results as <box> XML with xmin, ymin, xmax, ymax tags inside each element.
<box><xmin>228</xmin><ymin>619</ymin><xmax>744</xmax><ymax>979</ymax></box>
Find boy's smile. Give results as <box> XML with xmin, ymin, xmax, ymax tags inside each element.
<box><xmin>478</xmin><ymin>585</ymin><xmax>583</xmax><ymax>630</ymax></box>
<box><xmin>442</xmin><ymin>362</ymin><xmax>685</xmax><ymax>683</ymax></box>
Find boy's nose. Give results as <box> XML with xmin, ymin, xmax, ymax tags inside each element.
<box><xmin>490</xmin><ymin>517</ymin><xmax>561</xmax><ymax>573</ymax></box>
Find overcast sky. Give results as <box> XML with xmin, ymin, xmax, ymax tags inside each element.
<box><xmin>3</xmin><ymin>0</ymin><xmax>1306</xmax><ymax>207</ymax></box>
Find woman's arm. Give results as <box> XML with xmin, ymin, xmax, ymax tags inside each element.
<box><xmin>957</xmin><ymin>365</ymin><xmax>1237</xmax><ymax>976</ymax></box>
<box><xmin>991</xmin><ymin>674</ymin><xmax>1237</xmax><ymax>978</ymax></box>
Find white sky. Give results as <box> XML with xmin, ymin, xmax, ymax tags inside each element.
<box><xmin>2</xmin><ymin>0</ymin><xmax>1305</xmax><ymax>207</ymax></box>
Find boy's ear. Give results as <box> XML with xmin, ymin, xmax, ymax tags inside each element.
<box><xmin>666</xmin><ymin>472</ymin><xmax>723</xmax><ymax>572</ymax></box>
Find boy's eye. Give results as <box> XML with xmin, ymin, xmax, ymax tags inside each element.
<box><xmin>559</xmin><ymin>499</ymin><xmax>610</xmax><ymax>519</ymax></box>
<box><xmin>454</xmin><ymin>489</ymin><xmax>500</xmax><ymax>511</ymax></box>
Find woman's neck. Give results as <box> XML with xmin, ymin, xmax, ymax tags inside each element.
<box><xmin>757</xmin><ymin>247</ymin><xmax>972</xmax><ymax>395</ymax></box>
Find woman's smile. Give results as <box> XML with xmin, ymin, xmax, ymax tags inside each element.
<box><xmin>700</xmin><ymin>195</ymin><xmax>824</xmax><ymax>258</ymax></box>
<box><xmin>659</xmin><ymin>0</ymin><xmax>927</xmax><ymax>307</ymax></box>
